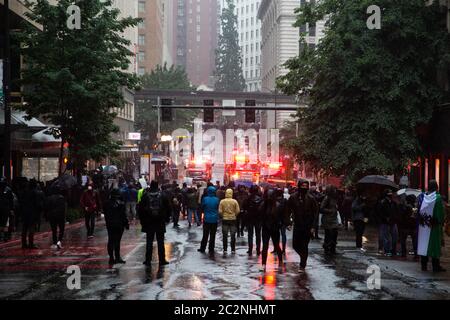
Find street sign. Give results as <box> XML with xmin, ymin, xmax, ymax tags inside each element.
<box><xmin>128</xmin><ymin>132</ymin><xmax>141</xmax><ymax>140</ymax></box>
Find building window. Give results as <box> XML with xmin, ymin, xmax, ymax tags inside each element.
<box><xmin>138</xmin><ymin>19</ymin><xmax>145</xmax><ymax>29</ymax></box>
<box><xmin>138</xmin><ymin>1</ymin><xmax>145</xmax><ymax>13</ymax></box>
<box><xmin>138</xmin><ymin>67</ymin><xmax>145</xmax><ymax>76</ymax></box>
<box><xmin>197</xmin><ymin>34</ymin><xmax>201</xmax><ymax>42</ymax></box>
<box><xmin>138</xmin><ymin>51</ymin><xmax>145</xmax><ymax>62</ymax></box>
<box><xmin>138</xmin><ymin>35</ymin><xmax>145</xmax><ymax>46</ymax></box>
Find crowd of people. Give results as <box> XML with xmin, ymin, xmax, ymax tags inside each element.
<box><xmin>0</xmin><ymin>174</ymin><xmax>448</xmax><ymax>273</ymax></box>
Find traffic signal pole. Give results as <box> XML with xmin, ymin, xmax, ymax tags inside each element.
<box><xmin>3</xmin><ymin>0</ymin><xmax>12</xmax><ymax>181</ymax></box>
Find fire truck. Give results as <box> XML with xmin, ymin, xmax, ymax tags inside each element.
<box><xmin>184</xmin><ymin>158</ymin><xmax>212</xmax><ymax>184</ymax></box>
<box><xmin>260</xmin><ymin>161</ymin><xmax>296</xmax><ymax>187</ymax></box>
<box><xmin>226</xmin><ymin>152</ymin><xmax>261</xmax><ymax>187</ymax></box>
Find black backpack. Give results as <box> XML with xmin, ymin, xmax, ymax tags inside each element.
<box><xmin>143</xmin><ymin>191</ymin><xmax>162</xmax><ymax>219</ymax></box>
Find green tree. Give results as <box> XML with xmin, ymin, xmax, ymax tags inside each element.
<box><xmin>136</xmin><ymin>63</ymin><xmax>196</xmax><ymax>149</ymax></box>
<box><xmin>214</xmin><ymin>0</ymin><xmax>246</xmax><ymax>92</ymax></box>
<box><xmin>15</xmin><ymin>0</ymin><xmax>139</xmax><ymax>175</ymax></box>
<box><xmin>277</xmin><ymin>0</ymin><xmax>450</xmax><ymax>183</ymax></box>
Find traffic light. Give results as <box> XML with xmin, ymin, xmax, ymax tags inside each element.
<box><xmin>203</xmin><ymin>99</ymin><xmax>214</xmax><ymax>123</ymax></box>
<box><xmin>245</xmin><ymin>100</ymin><xmax>256</xmax><ymax>123</ymax></box>
<box><xmin>161</xmin><ymin>98</ymin><xmax>173</xmax><ymax>122</ymax></box>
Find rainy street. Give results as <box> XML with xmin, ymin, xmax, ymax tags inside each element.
<box><xmin>0</xmin><ymin>218</ymin><xmax>448</xmax><ymax>300</ymax></box>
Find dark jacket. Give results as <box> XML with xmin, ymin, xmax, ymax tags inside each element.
<box><xmin>351</xmin><ymin>197</ymin><xmax>367</xmax><ymax>222</ymax></box>
<box><xmin>201</xmin><ymin>186</ymin><xmax>220</xmax><ymax>224</ymax></box>
<box><xmin>376</xmin><ymin>197</ymin><xmax>398</xmax><ymax>225</ymax></box>
<box><xmin>186</xmin><ymin>190</ymin><xmax>199</xmax><ymax>209</ymax></box>
<box><xmin>80</xmin><ymin>190</ymin><xmax>101</xmax><ymax>213</ymax></box>
<box><xmin>21</xmin><ymin>187</ymin><xmax>45</xmax><ymax>224</ymax></box>
<box><xmin>321</xmin><ymin>195</ymin><xmax>339</xmax><ymax>229</ymax></box>
<box><xmin>243</xmin><ymin>193</ymin><xmax>263</xmax><ymax>225</ymax></box>
<box><xmin>139</xmin><ymin>189</ymin><xmax>171</xmax><ymax>233</ymax></box>
<box><xmin>287</xmin><ymin>191</ymin><xmax>318</xmax><ymax>232</ymax></box>
<box><xmin>0</xmin><ymin>186</ymin><xmax>14</xmax><ymax>226</ymax></box>
<box><xmin>44</xmin><ymin>194</ymin><xmax>67</xmax><ymax>221</ymax></box>
<box><xmin>104</xmin><ymin>198</ymin><xmax>129</xmax><ymax>230</ymax></box>
<box><xmin>260</xmin><ymin>196</ymin><xmax>289</xmax><ymax>231</ymax></box>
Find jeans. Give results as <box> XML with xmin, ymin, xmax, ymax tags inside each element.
<box><xmin>378</xmin><ymin>225</ymin><xmax>384</xmax><ymax>251</ymax></box>
<box><xmin>399</xmin><ymin>227</ymin><xmax>417</xmax><ymax>256</ymax></box>
<box><xmin>222</xmin><ymin>220</ymin><xmax>237</xmax><ymax>252</ymax></box>
<box><xmin>421</xmin><ymin>256</ymin><xmax>442</xmax><ymax>271</ymax></box>
<box><xmin>125</xmin><ymin>201</ymin><xmax>137</xmax><ymax>220</ymax></box>
<box><xmin>200</xmin><ymin>222</ymin><xmax>218</xmax><ymax>253</ymax></box>
<box><xmin>236</xmin><ymin>213</ymin><xmax>244</xmax><ymax>236</ymax></box>
<box><xmin>49</xmin><ymin>218</ymin><xmax>65</xmax><ymax>245</ymax></box>
<box><xmin>187</xmin><ymin>208</ymin><xmax>199</xmax><ymax>225</ymax></box>
<box><xmin>323</xmin><ymin>228</ymin><xmax>338</xmax><ymax>253</ymax></box>
<box><xmin>145</xmin><ymin>230</ymin><xmax>166</xmax><ymax>263</ymax></box>
<box><xmin>262</xmin><ymin>227</ymin><xmax>283</xmax><ymax>266</ymax></box>
<box><xmin>85</xmin><ymin>212</ymin><xmax>96</xmax><ymax>236</ymax></box>
<box><xmin>247</xmin><ymin>221</ymin><xmax>262</xmax><ymax>254</ymax></box>
<box><xmin>353</xmin><ymin>220</ymin><xmax>365</xmax><ymax>248</ymax></box>
<box><xmin>107</xmin><ymin>227</ymin><xmax>124</xmax><ymax>261</ymax></box>
<box><xmin>380</xmin><ymin>224</ymin><xmax>398</xmax><ymax>255</ymax></box>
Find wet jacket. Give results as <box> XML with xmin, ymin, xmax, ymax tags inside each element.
<box><xmin>287</xmin><ymin>191</ymin><xmax>318</xmax><ymax>232</ymax></box>
<box><xmin>21</xmin><ymin>187</ymin><xmax>45</xmax><ymax>225</ymax></box>
<box><xmin>376</xmin><ymin>197</ymin><xmax>398</xmax><ymax>225</ymax></box>
<box><xmin>104</xmin><ymin>198</ymin><xmax>129</xmax><ymax>230</ymax></box>
<box><xmin>219</xmin><ymin>189</ymin><xmax>240</xmax><ymax>221</ymax></box>
<box><xmin>201</xmin><ymin>186</ymin><xmax>220</xmax><ymax>224</ymax></box>
<box><xmin>44</xmin><ymin>194</ymin><xmax>67</xmax><ymax>221</ymax></box>
<box><xmin>321</xmin><ymin>195</ymin><xmax>339</xmax><ymax>229</ymax></box>
<box><xmin>243</xmin><ymin>193</ymin><xmax>263</xmax><ymax>225</ymax></box>
<box><xmin>261</xmin><ymin>197</ymin><xmax>288</xmax><ymax>231</ymax></box>
<box><xmin>80</xmin><ymin>190</ymin><xmax>101</xmax><ymax>213</ymax></box>
<box><xmin>186</xmin><ymin>190</ymin><xmax>199</xmax><ymax>209</ymax></box>
<box><xmin>138</xmin><ymin>189</ymin><xmax>171</xmax><ymax>233</ymax></box>
<box><xmin>351</xmin><ymin>197</ymin><xmax>366</xmax><ymax>222</ymax></box>
<box><xmin>0</xmin><ymin>186</ymin><xmax>14</xmax><ymax>227</ymax></box>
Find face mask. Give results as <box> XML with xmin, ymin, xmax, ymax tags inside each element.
<box><xmin>88</xmin><ymin>186</ymin><xmax>93</xmax><ymax>191</ymax></box>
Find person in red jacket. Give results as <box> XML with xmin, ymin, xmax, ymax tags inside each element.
<box><xmin>80</xmin><ymin>183</ymin><xmax>101</xmax><ymax>238</ymax></box>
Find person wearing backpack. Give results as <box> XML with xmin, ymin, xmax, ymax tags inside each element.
<box><xmin>44</xmin><ymin>187</ymin><xmax>67</xmax><ymax>249</ymax></box>
<box><xmin>139</xmin><ymin>180</ymin><xmax>171</xmax><ymax>267</ymax></box>
<box><xmin>243</xmin><ymin>185</ymin><xmax>263</xmax><ymax>256</ymax></box>
<box><xmin>104</xmin><ymin>188</ymin><xmax>129</xmax><ymax>265</ymax></box>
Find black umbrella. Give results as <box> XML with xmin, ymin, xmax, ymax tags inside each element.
<box><xmin>357</xmin><ymin>175</ymin><xmax>399</xmax><ymax>190</ymax></box>
<box><xmin>52</xmin><ymin>174</ymin><xmax>77</xmax><ymax>190</ymax></box>
<box><xmin>102</xmin><ymin>165</ymin><xmax>118</xmax><ymax>175</ymax></box>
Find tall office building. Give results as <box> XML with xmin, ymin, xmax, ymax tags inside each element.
<box><xmin>218</xmin><ymin>0</ymin><xmax>262</xmax><ymax>92</ymax></box>
<box><xmin>258</xmin><ymin>0</ymin><xmax>324</xmax><ymax>128</ymax></box>
<box><xmin>173</xmin><ymin>0</ymin><xmax>218</xmax><ymax>88</ymax></box>
<box><xmin>162</xmin><ymin>0</ymin><xmax>175</xmax><ymax>66</ymax></box>
<box><xmin>137</xmin><ymin>0</ymin><xmax>164</xmax><ymax>75</ymax></box>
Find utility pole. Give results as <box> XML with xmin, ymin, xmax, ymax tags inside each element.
<box><xmin>3</xmin><ymin>0</ymin><xmax>12</xmax><ymax>181</ymax></box>
<box><xmin>156</xmin><ymin>96</ymin><xmax>161</xmax><ymax>149</ymax></box>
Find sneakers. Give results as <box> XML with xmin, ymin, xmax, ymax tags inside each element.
<box><xmin>87</xmin><ymin>235</ymin><xmax>94</xmax><ymax>239</ymax></box>
<box><xmin>298</xmin><ymin>266</ymin><xmax>306</xmax><ymax>273</ymax></box>
<box><xmin>115</xmin><ymin>259</ymin><xmax>126</xmax><ymax>264</ymax></box>
<box><xmin>57</xmin><ymin>241</ymin><xmax>63</xmax><ymax>249</ymax></box>
<box><xmin>197</xmin><ymin>249</ymin><xmax>206</xmax><ymax>253</ymax></box>
<box><xmin>359</xmin><ymin>248</ymin><xmax>366</xmax><ymax>253</ymax></box>
<box><xmin>108</xmin><ymin>258</ymin><xmax>115</xmax><ymax>265</ymax></box>
<box><xmin>231</xmin><ymin>251</ymin><xmax>236</xmax><ymax>255</ymax></box>
<box><xmin>51</xmin><ymin>244</ymin><xmax>58</xmax><ymax>249</ymax></box>
<box><xmin>385</xmin><ymin>253</ymin><xmax>393</xmax><ymax>257</ymax></box>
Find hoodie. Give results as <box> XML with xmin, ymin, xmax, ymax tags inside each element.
<box><xmin>219</xmin><ymin>189</ymin><xmax>240</xmax><ymax>221</ymax></box>
<box><xmin>201</xmin><ymin>186</ymin><xmax>220</xmax><ymax>223</ymax></box>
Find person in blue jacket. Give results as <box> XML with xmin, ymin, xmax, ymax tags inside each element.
<box><xmin>198</xmin><ymin>186</ymin><xmax>220</xmax><ymax>256</ymax></box>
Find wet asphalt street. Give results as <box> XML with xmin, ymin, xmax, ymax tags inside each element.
<box><xmin>0</xmin><ymin>217</ymin><xmax>449</xmax><ymax>300</ymax></box>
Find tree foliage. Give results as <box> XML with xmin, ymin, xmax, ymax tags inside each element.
<box><xmin>214</xmin><ymin>0</ymin><xmax>246</xmax><ymax>92</ymax></box>
<box><xmin>277</xmin><ymin>0</ymin><xmax>450</xmax><ymax>182</ymax></box>
<box><xmin>15</xmin><ymin>0</ymin><xmax>139</xmax><ymax>171</ymax></box>
<box><xmin>136</xmin><ymin>63</ymin><xmax>196</xmax><ymax>149</ymax></box>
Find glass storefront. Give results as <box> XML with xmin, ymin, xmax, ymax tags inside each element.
<box><xmin>22</xmin><ymin>157</ymin><xmax>59</xmax><ymax>182</ymax></box>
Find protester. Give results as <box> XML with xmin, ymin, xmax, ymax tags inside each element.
<box><xmin>104</xmin><ymin>188</ymin><xmax>129</xmax><ymax>265</ymax></box>
<box><xmin>124</xmin><ymin>183</ymin><xmax>138</xmax><ymax>222</ymax></box>
<box><xmin>417</xmin><ymin>180</ymin><xmax>446</xmax><ymax>272</ymax></box>
<box><xmin>172</xmin><ymin>186</ymin><xmax>182</xmax><ymax>228</ymax></box>
<box><xmin>198</xmin><ymin>186</ymin><xmax>220</xmax><ymax>255</ymax></box>
<box><xmin>340</xmin><ymin>188</ymin><xmax>354</xmax><ymax>231</ymax></box>
<box><xmin>287</xmin><ymin>180</ymin><xmax>319</xmax><ymax>272</ymax></box>
<box><xmin>235</xmin><ymin>185</ymin><xmax>248</xmax><ymax>237</ymax></box>
<box><xmin>351</xmin><ymin>191</ymin><xmax>368</xmax><ymax>252</ymax></box>
<box><xmin>243</xmin><ymin>185</ymin><xmax>263</xmax><ymax>256</ymax></box>
<box><xmin>309</xmin><ymin>182</ymin><xmax>324</xmax><ymax>240</ymax></box>
<box><xmin>0</xmin><ymin>178</ymin><xmax>15</xmax><ymax>243</ymax></box>
<box><xmin>21</xmin><ymin>179</ymin><xmax>44</xmax><ymax>249</ymax></box>
<box><xmin>321</xmin><ymin>185</ymin><xmax>340</xmax><ymax>255</ymax></box>
<box><xmin>377</xmin><ymin>189</ymin><xmax>399</xmax><ymax>257</ymax></box>
<box><xmin>139</xmin><ymin>180</ymin><xmax>171</xmax><ymax>267</ymax></box>
<box><xmin>80</xmin><ymin>183</ymin><xmax>101</xmax><ymax>238</ymax></box>
<box><xmin>219</xmin><ymin>188</ymin><xmax>240</xmax><ymax>255</ymax></box>
<box><xmin>398</xmin><ymin>194</ymin><xmax>418</xmax><ymax>258</ymax></box>
<box><xmin>181</xmin><ymin>182</ymin><xmax>189</xmax><ymax>219</ymax></box>
<box><xmin>260</xmin><ymin>188</ymin><xmax>287</xmax><ymax>272</ymax></box>
<box><xmin>186</xmin><ymin>187</ymin><xmax>200</xmax><ymax>227</ymax></box>
<box><xmin>44</xmin><ymin>188</ymin><xmax>67</xmax><ymax>249</ymax></box>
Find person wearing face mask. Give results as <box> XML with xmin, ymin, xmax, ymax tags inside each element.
<box><xmin>287</xmin><ymin>180</ymin><xmax>319</xmax><ymax>272</ymax></box>
<box><xmin>80</xmin><ymin>183</ymin><xmax>101</xmax><ymax>238</ymax></box>
<box><xmin>321</xmin><ymin>185</ymin><xmax>340</xmax><ymax>255</ymax></box>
